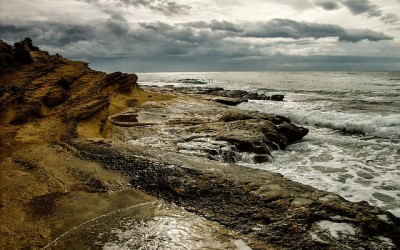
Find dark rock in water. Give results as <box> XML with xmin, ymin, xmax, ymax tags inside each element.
<box><xmin>275</xmin><ymin>121</ymin><xmax>309</xmax><ymax>143</ymax></box>
<box><xmin>172</xmin><ymin>87</ymin><xmax>271</xmax><ymax>101</ymax></box>
<box><xmin>178</xmin><ymin>78</ymin><xmax>208</xmax><ymax>84</ymax></box>
<box><xmin>213</xmin><ymin>89</ymin><xmax>270</xmax><ymax>100</ymax></box>
<box><xmin>42</xmin><ymin>87</ymin><xmax>66</xmax><ymax>107</ymax></box>
<box><xmin>253</xmin><ymin>154</ymin><xmax>270</xmax><ymax>163</ymax></box>
<box><xmin>271</xmin><ymin>94</ymin><xmax>284</xmax><ymax>101</ymax></box>
<box><xmin>213</xmin><ymin>97</ymin><xmax>248</xmax><ymax>106</ymax></box>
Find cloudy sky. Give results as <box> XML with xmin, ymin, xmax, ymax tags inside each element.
<box><xmin>1</xmin><ymin>0</ymin><xmax>400</xmax><ymax>72</ymax></box>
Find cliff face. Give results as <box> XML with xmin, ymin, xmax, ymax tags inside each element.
<box><xmin>1</xmin><ymin>39</ymin><xmax>399</xmax><ymax>249</ymax></box>
<box><xmin>0</xmin><ymin>38</ymin><xmax>141</xmax><ymax>150</ymax></box>
<box><xmin>0</xmin><ymin>39</ymin><xmax>148</xmax><ymax>248</ymax></box>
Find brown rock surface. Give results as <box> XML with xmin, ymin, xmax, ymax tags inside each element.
<box><xmin>1</xmin><ymin>39</ymin><xmax>399</xmax><ymax>250</ymax></box>
<box><xmin>0</xmin><ymin>39</ymin><xmax>165</xmax><ymax>249</ymax></box>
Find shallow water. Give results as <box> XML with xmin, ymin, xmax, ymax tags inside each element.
<box><xmin>138</xmin><ymin>71</ymin><xmax>400</xmax><ymax>217</ymax></box>
<box><xmin>46</xmin><ymin>200</ymin><xmax>247</xmax><ymax>249</ymax></box>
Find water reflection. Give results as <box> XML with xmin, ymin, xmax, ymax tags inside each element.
<box><xmin>46</xmin><ymin>201</ymin><xmax>246</xmax><ymax>249</ymax></box>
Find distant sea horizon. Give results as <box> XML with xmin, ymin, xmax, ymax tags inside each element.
<box><xmin>69</xmin><ymin>54</ymin><xmax>400</xmax><ymax>73</ymax></box>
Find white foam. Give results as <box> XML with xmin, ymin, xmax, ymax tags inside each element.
<box><xmin>239</xmin><ymin>127</ymin><xmax>400</xmax><ymax>217</ymax></box>
<box><xmin>240</xmin><ymin>100</ymin><xmax>400</xmax><ymax>139</ymax></box>
<box><xmin>315</xmin><ymin>221</ymin><xmax>355</xmax><ymax>239</ymax></box>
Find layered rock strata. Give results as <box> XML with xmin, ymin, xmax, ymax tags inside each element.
<box><xmin>1</xmin><ymin>39</ymin><xmax>399</xmax><ymax>249</ymax></box>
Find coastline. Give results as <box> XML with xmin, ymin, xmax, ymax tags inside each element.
<box><xmin>1</xmin><ymin>39</ymin><xmax>399</xmax><ymax>249</ymax></box>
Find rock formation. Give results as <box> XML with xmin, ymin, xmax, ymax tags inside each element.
<box><xmin>1</xmin><ymin>39</ymin><xmax>399</xmax><ymax>249</ymax></box>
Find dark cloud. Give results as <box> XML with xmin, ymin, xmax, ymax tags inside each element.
<box><xmin>0</xmin><ymin>17</ymin><xmax>395</xmax><ymax>72</ymax></box>
<box><xmin>0</xmin><ymin>18</ymin><xmax>392</xmax><ymax>50</ymax></box>
<box><xmin>81</xmin><ymin>0</ymin><xmax>190</xmax><ymax>16</ymax></box>
<box><xmin>244</xmin><ymin>19</ymin><xmax>343</xmax><ymax>39</ymax></box>
<box><xmin>183</xmin><ymin>20</ymin><xmax>243</xmax><ymax>33</ymax></box>
<box><xmin>340</xmin><ymin>0</ymin><xmax>381</xmax><ymax>17</ymax></box>
<box><xmin>0</xmin><ymin>21</ymin><xmax>96</xmax><ymax>47</ymax></box>
<box><xmin>148</xmin><ymin>1</ymin><xmax>191</xmax><ymax>16</ymax></box>
<box><xmin>315</xmin><ymin>0</ymin><xmax>341</xmax><ymax>11</ymax></box>
<box><xmin>243</xmin><ymin>19</ymin><xmax>392</xmax><ymax>42</ymax></box>
<box><xmin>313</xmin><ymin>0</ymin><xmax>400</xmax><ymax>24</ymax></box>
<box><xmin>106</xmin><ymin>14</ymin><xmax>129</xmax><ymax>34</ymax></box>
<box><xmin>339</xmin><ymin>29</ymin><xmax>393</xmax><ymax>42</ymax></box>
<box><xmin>381</xmin><ymin>13</ymin><xmax>399</xmax><ymax>24</ymax></box>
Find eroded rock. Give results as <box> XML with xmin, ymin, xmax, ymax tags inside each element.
<box><xmin>106</xmin><ymin>72</ymin><xmax>138</xmax><ymax>93</ymax></box>
<box><xmin>42</xmin><ymin>87</ymin><xmax>66</xmax><ymax>107</ymax></box>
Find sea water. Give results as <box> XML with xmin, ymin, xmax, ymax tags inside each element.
<box><xmin>138</xmin><ymin>71</ymin><xmax>400</xmax><ymax>217</ymax></box>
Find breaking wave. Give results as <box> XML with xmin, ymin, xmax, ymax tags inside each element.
<box><xmin>240</xmin><ymin>100</ymin><xmax>400</xmax><ymax>139</ymax></box>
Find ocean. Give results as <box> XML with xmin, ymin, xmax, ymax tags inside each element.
<box><xmin>137</xmin><ymin>71</ymin><xmax>400</xmax><ymax>217</ymax></box>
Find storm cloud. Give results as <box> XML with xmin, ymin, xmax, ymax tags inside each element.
<box><xmin>314</xmin><ymin>0</ymin><xmax>341</xmax><ymax>11</ymax></box>
<box><xmin>1</xmin><ymin>0</ymin><xmax>399</xmax><ymax>72</ymax></box>
<box><xmin>81</xmin><ymin>0</ymin><xmax>191</xmax><ymax>15</ymax></box>
<box><xmin>243</xmin><ymin>19</ymin><xmax>392</xmax><ymax>42</ymax></box>
<box><xmin>341</xmin><ymin>0</ymin><xmax>381</xmax><ymax>17</ymax></box>
<box><xmin>0</xmin><ymin>17</ymin><xmax>393</xmax><ymax>59</ymax></box>
<box><xmin>313</xmin><ymin>0</ymin><xmax>400</xmax><ymax>24</ymax></box>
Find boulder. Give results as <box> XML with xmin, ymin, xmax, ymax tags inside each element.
<box><xmin>271</xmin><ymin>94</ymin><xmax>284</xmax><ymax>101</ymax></box>
<box><xmin>42</xmin><ymin>87</ymin><xmax>66</xmax><ymax>107</ymax></box>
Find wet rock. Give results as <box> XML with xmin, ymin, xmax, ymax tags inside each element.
<box><xmin>271</xmin><ymin>94</ymin><xmax>284</xmax><ymax>101</ymax></box>
<box><xmin>70</xmin><ymin>139</ymin><xmax>400</xmax><ymax>249</ymax></box>
<box><xmin>173</xmin><ymin>87</ymin><xmax>271</xmax><ymax>101</ymax></box>
<box><xmin>211</xmin><ymin>88</ymin><xmax>270</xmax><ymax>100</ymax></box>
<box><xmin>213</xmin><ymin>97</ymin><xmax>247</xmax><ymax>106</ymax></box>
<box><xmin>216</xmin><ymin>133</ymin><xmax>271</xmax><ymax>154</ymax></box>
<box><xmin>253</xmin><ymin>155</ymin><xmax>270</xmax><ymax>163</ymax></box>
<box><xmin>275</xmin><ymin>122</ymin><xmax>309</xmax><ymax>143</ymax></box>
<box><xmin>178</xmin><ymin>78</ymin><xmax>208</xmax><ymax>84</ymax></box>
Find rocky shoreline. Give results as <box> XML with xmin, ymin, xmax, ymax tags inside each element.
<box><xmin>1</xmin><ymin>39</ymin><xmax>399</xmax><ymax>249</ymax></box>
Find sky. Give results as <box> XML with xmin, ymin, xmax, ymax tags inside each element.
<box><xmin>1</xmin><ymin>0</ymin><xmax>400</xmax><ymax>72</ymax></box>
